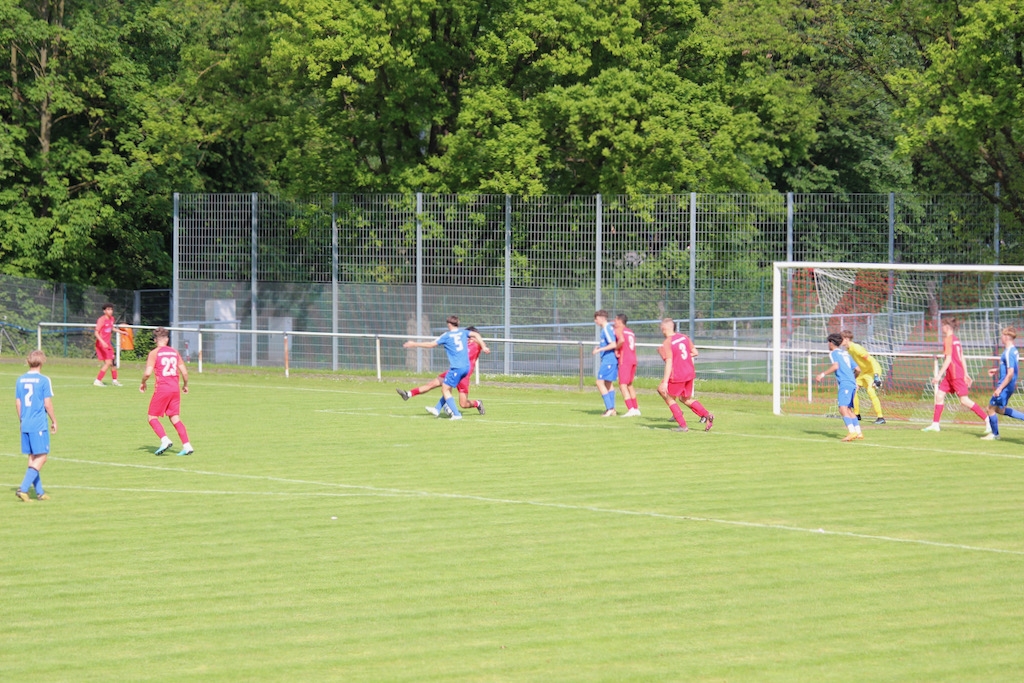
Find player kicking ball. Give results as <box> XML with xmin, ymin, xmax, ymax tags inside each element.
<box><xmin>657</xmin><ymin>318</ymin><xmax>714</xmax><ymax>432</ymax></box>
<box><xmin>403</xmin><ymin>316</ymin><xmax>486</xmax><ymax>420</ymax></box>
<box><xmin>140</xmin><ymin>328</ymin><xmax>194</xmax><ymax>455</ymax></box>
<box><xmin>984</xmin><ymin>326</ymin><xmax>1024</xmax><ymax>440</ymax></box>
<box><xmin>397</xmin><ymin>326</ymin><xmax>490</xmax><ymax>415</ymax></box>
<box><xmin>815</xmin><ymin>333</ymin><xmax>862</xmax><ymax>442</ymax></box>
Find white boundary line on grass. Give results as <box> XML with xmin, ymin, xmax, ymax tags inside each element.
<box><xmin>5</xmin><ymin>452</ymin><xmax>1023</xmax><ymax>557</ymax></box>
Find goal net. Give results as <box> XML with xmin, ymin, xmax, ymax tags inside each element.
<box><xmin>772</xmin><ymin>263</ymin><xmax>1024</xmax><ymax>423</ymax></box>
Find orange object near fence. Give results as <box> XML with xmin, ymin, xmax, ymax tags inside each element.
<box><xmin>118</xmin><ymin>326</ymin><xmax>135</xmax><ymax>350</ymax></box>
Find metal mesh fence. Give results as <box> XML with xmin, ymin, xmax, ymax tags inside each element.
<box><xmin>0</xmin><ymin>274</ymin><xmax>135</xmax><ymax>359</ymax></box>
<box><xmin>163</xmin><ymin>191</ymin><xmax>1019</xmax><ymax>377</ymax></box>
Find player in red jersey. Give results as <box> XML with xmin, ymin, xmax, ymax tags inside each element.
<box><xmin>397</xmin><ymin>326</ymin><xmax>491</xmax><ymax>414</ymax></box>
<box><xmin>614</xmin><ymin>314</ymin><xmax>641</xmax><ymax>417</ymax></box>
<box><xmin>93</xmin><ymin>303</ymin><xmax>122</xmax><ymax>387</ymax></box>
<box><xmin>657</xmin><ymin>318</ymin><xmax>714</xmax><ymax>432</ymax></box>
<box><xmin>140</xmin><ymin>327</ymin><xmax>194</xmax><ymax>455</ymax></box>
<box><xmin>922</xmin><ymin>316</ymin><xmax>989</xmax><ymax>432</ymax></box>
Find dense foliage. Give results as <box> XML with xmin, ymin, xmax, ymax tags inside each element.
<box><xmin>2</xmin><ymin>0</ymin><xmax>1022</xmax><ymax>289</ymax></box>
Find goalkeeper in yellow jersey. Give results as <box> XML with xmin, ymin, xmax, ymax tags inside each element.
<box><xmin>841</xmin><ymin>330</ymin><xmax>886</xmax><ymax>425</ymax></box>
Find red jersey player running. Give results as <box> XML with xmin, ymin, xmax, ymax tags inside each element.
<box><xmin>922</xmin><ymin>316</ymin><xmax>990</xmax><ymax>433</ymax></box>
<box><xmin>397</xmin><ymin>326</ymin><xmax>491</xmax><ymax>415</ymax></box>
<box><xmin>140</xmin><ymin>327</ymin><xmax>194</xmax><ymax>455</ymax></box>
<box><xmin>657</xmin><ymin>318</ymin><xmax>714</xmax><ymax>432</ymax></box>
<box><xmin>94</xmin><ymin>303</ymin><xmax>122</xmax><ymax>386</ymax></box>
<box><xmin>614</xmin><ymin>314</ymin><xmax>640</xmax><ymax>417</ymax></box>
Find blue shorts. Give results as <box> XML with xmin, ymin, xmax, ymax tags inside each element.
<box><xmin>837</xmin><ymin>382</ymin><xmax>856</xmax><ymax>409</ymax></box>
<box><xmin>21</xmin><ymin>429</ymin><xmax>50</xmax><ymax>456</ymax></box>
<box><xmin>597</xmin><ymin>361</ymin><xmax>618</xmax><ymax>382</ymax></box>
<box><xmin>443</xmin><ymin>366</ymin><xmax>469</xmax><ymax>388</ymax></box>
<box><xmin>990</xmin><ymin>387</ymin><xmax>1015</xmax><ymax>409</ymax></box>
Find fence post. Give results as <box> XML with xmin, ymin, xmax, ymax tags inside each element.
<box><xmin>786</xmin><ymin>193</ymin><xmax>793</xmax><ymax>346</ymax></box>
<box><xmin>579</xmin><ymin>342</ymin><xmax>584</xmax><ymax>391</ymax></box>
<box><xmin>251</xmin><ymin>192</ymin><xmax>258</xmax><ymax>368</ymax></box>
<box><xmin>504</xmin><ymin>194</ymin><xmax>512</xmax><ymax>376</ymax></box>
<box><xmin>595</xmin><ymin>193</ymin><xmax>602</xmax><ymax>313</ymax></box>
<box><xmin>689</xmin><ymin>192</ymin><xmax>696</xmax><ymax>339</ymax></box>
<box><xmin>37</xmin><ymin>324</ymin><xmax>42</xmax><ymax>351</ymax></box>
<box><xmin>994</xmin><ymin>182</ymin><xmax>1001</xmax><ymax>332</ymax></box>
<box><xmin>172</xmin><ymin>193</ymin><xmax>180</xmax><ymax>348</ymax></box>
<box><xmin>332</xmin><ymin>193</ymin><xmax>339</xmax><ymax>372</ymax></box>
<box><xmin>284</xmin><ymin>333</ymin><xmax>289</xmax><ymax>379</ymax></box>
<box><xmin>376</xmin><ymin>335</ymin><xmax>382</xmax><ymax>381</ymax></box>
<box><xmin>198</xmin><ymin>331</ymin><xmax>204</xmax><ymax>374</ymax></box>
<box><xmin>416</xmin><ymin>192</ymin><xmax>424</xmax><ymax>373</ymax></box>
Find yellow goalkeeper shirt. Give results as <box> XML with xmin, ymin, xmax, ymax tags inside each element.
<box><xmin>846</xmin><ymin>341</ymin><xmax>881</xmax><ymax>376</ymax></box>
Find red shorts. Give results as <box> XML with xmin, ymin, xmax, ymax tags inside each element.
<box><xmin>149</xmin><ymin>390</ymin><xmax>181</xmax><ymax>417</ymax></box>
<box><xmin>96</xmin><ymin>342</ymin><xmax>114</xmax><ymax>362</ymax></box>
<box><xmin>619</xmin><ymin>362</ymin><xmax>637</xmax><ymax>385</ymax></box>
<box><xmin>938</xmin><ymin>375</ymin><xmax>970</xmax><ymax>397</ymax></box>
<box><xmin>435</xmin><ymin>370</ymin><xmax>472</xmax><ymax>394</ymax></box>
<box><xmin>667</xmin><ymin>379</ymin><xmax>694</xmax><ymax>399</ymax></box>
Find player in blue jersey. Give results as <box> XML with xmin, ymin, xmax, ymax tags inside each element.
<box><xmin>404</xmin><ymin>315</ymin><xmax>485</xmax><ymax>420</ymax></box>
<box><xmin>815</xmin><ymin>332</ymin><xmax>863</xmax><ymax>442</ymax></box>
<box><xmin>592</xmin><ymin>310</ymin><xmax>619</xmax><ymax>416</ymax></box>
<box><xmin>14</xmin><ymin>350</ymin><xmax>58</xmax><ymax>502</ymax></box>
<box><xmin>983</xmin><ymin>326</ymin><xmax>1024</xmax><ymax>440</ymax></box>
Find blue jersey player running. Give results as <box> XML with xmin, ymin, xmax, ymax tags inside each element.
<box><xmin>404</xmin><ymin>315</ymin><xmax>486</xmax><ymax>420</ymax></box>
<box><xmin>592</xmin><ymin>310</ymin><xmax>619</xmax><ymax>417</ymax></box>
<box><xmin>815</xmin><ymin>332</ymin><xmax>862</xmax><ymax>442</ymax></box>
<box><xmin>984</xmin><ymin>326</ymin><xmax>1024</xmax><ymax>440</ymax></box>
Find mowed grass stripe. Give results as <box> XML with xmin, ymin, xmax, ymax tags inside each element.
<box><xmin>2</xmin><ymin>361</ymin><xmax>1024</xmax><ymax>680</ymax></box>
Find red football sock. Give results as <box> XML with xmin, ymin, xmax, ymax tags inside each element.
<box><xmin>149</xmin><ymin>419</ymin><xmax>167</xmax><ymax>439</ymax></box>
<box><xmin>689</xmin><ymin>400</ymin><xmax>709</xmax><ymax>418</ymax></box>
<box><xmin>97</xmin><ymin>370</ymin><xmax>106</xmax><ymax>381</ymax></box>
<box><xmin>410</xmin><ymin>388</ymin><xmax>421</xmax><ymax>397</ymax></box>
<box><xmin>173</xmin><ymin>421</ymin><xmax>190</xmax><ymax>443</ymax></box>
<box><xmin>111</xmin><ymin>368</ymin><xmax>118</xmax><ymax>380</ymax></box>
<box><xmin>932</xmin><ymin>405</ymin><xmax>944</xmax><ymax>423</ymax></box>
<box><xmin>670</xmin><ymin>403</ymin><xmax>687</xmax><ymax>428</ymax></box>
<box><xmin>970</xmin><ymin>403</ymin><xmax>987</xmax><ymax>420</ymax></box>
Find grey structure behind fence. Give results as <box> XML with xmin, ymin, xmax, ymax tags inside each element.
<box><xmin>173</xmin><ymin>192</ymin><xmax>1012</xmax><ymax>377</ymax></box>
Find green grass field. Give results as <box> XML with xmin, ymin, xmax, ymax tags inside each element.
<box><xmin>3</xmin><ymin>359</ymin><xmax>1024</xmax><ymax>681</ymax></box>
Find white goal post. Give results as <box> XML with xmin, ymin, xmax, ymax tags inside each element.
<box><xmin>772</xmin><ymin>262</ymin><xmax>1024</xmax><ymax>417</ymax></box>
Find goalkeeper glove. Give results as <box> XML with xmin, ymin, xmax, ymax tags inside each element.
<box><xmin>873</xmin><ymin>374</ymin><xmax>882</xmax><ymax>388</ymax></box>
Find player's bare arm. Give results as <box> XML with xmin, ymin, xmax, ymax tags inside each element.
<box><xmin>469</xmin><ymin>331</ymin><xmax>490</xmax><ymax>354</ymax></box>
<box><xmin>404</xmin><ymin>339</ymin><xmax>438</xmax><ymax>349</ymax></box>
<box><xmin>140</xmin><ymin>349</ymin><xmax>158</xmax><ymax>391</ymax></box>
<box><xmin>658</xmin><ymin>342</ymin><xmax>672</xmax><ymax>390</ymax></box>
<box><xmin>44</xmin><ymin>396</ymin><xmax>57</xmax><ymax>433</ymax></box>
<box><xmin>179</xmin><ymin>352</ymin><xmax>190</xmax><ymax>393</ymax></box>
<box><xmin>816</xmin><ymin>362</ymin><xmax>839</xmax><ymax>382</ymax></box>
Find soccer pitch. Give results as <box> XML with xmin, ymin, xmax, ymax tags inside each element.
<box><xmin>3</xmin><ymin>360</ymin><xmax>1024</xmax><ymax>681</ymax></box>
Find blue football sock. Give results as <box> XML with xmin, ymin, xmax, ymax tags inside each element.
<box><xmin>989</xmin><ymin>415</ymin><xmax>999</xmax><ymax>436</ymax></box>
<box><xmin>602</xmin><ymin>391</ymin><xmax>615</xmax><ymax>411</ymax></box>
<box><xmin>434</xmin><ymin>398</ymin><xmax>445</xmax><ymax>413</ymax></box>
<box><xmin>1005</xmin><ymin>407</ymin><xmax>1024</xmax><ymax>421</ymax></box>
<box><xmin>19</xmin><ymin>468</ymin><xmax>35</xmax><ymax>494</ymax></box>
<box><xmin>445</xmin><ymin>396</ymin><xmax>462</xmax><ymax>417</ymax></box>
<box><xmin>32</xmin><ymin>470</ymin><xmax>43</xmax><ymax>496</ymax></box>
